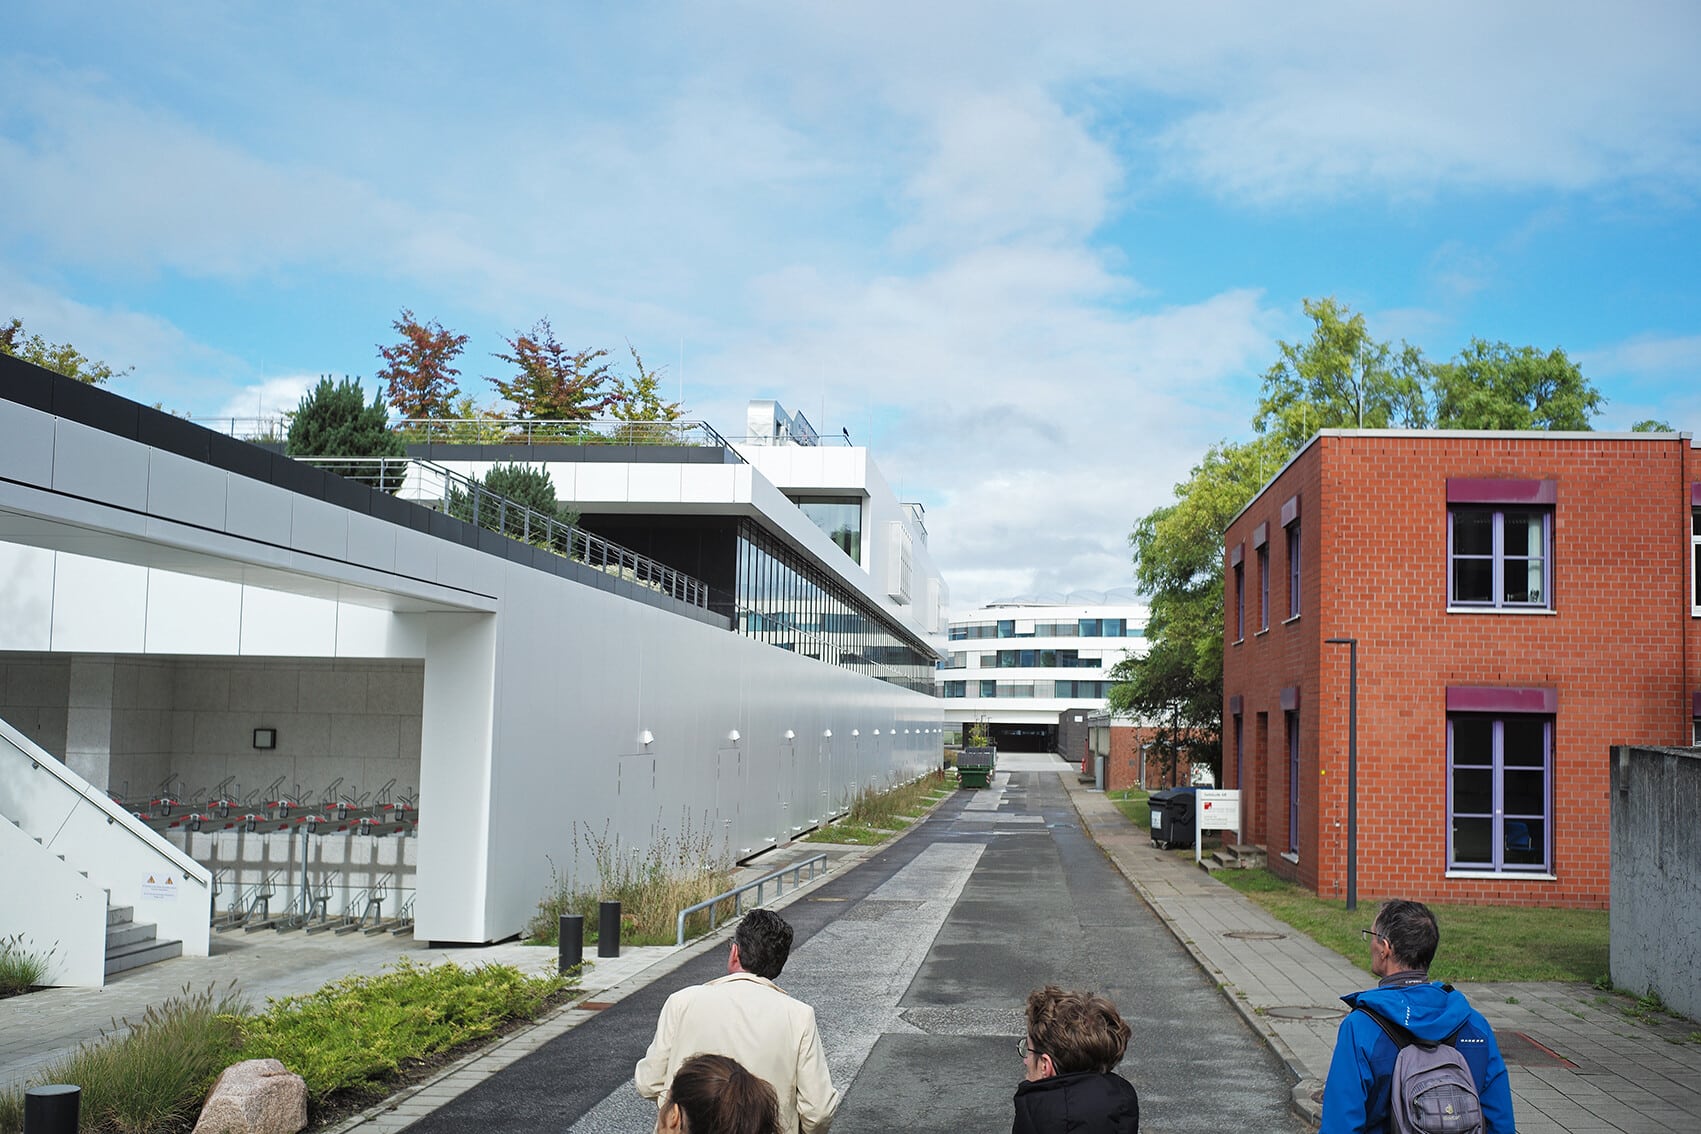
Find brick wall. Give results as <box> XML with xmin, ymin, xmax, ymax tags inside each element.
<box><xmin>1223</xmin><ymin>432</ymin><xmax>1699</xmax><ymax>909</ymax></box>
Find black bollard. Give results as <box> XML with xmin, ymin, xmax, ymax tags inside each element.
<box><xmin>25</xmin><ymin>1084</ymin><xmax>79</xmax><ymax>1134</ymax></box>
<box><xmin>597</xmin><ymin>900</ymin><xmax>621</xmax><ymax>957</ymax></box>
<box><xmin>559</xmin><ymin>913</ymin><xmax>584</xmax><ymax>970</ymax></box>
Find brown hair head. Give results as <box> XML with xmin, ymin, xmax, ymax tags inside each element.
<box><xmin>1025</xmin><ymin>985</ymin><xmax>1131</xmax><ymax>1075</ymax></box>
<box><xmin>665</xmin><ymin>1053</ymin><xmax>780</xmax><ymax>1134</ymax></box>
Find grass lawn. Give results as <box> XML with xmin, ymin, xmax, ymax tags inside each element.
<box><xmin>1107</xmin><ymin>787</ymin><xmax>1150</xmax><ymax>827</ymax></box>
<box><xmin>1214</xmin><ymin>868</ymin><xmax>1610</xmax><ymax>984</ymax></box>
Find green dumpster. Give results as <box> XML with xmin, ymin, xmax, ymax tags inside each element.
<box><xmin>957</xmin><ymin>746</ymin><xmax>997</xmax><ymax>789</ymax></box>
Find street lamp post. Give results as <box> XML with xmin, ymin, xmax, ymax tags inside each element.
<box><xmin>1325</xmin><ymin>637</ymin><xmax>1359</xmax><ymax>912</ymax></box>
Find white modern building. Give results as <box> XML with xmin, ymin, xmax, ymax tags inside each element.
<box><xmin>0</xmin><ymin>365</ymin><xmax>946</xmax><ymax>987</ymax></box>
<box><xmin>939</xmin><ymin>590</ymin><xmax>1148</xmax><ymax>756</ymax></box>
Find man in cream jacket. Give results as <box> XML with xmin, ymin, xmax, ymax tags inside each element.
<box><xmin>635</xmin><ymin>908</ymin><xmax>840</xmax><ymax>1133</ymax></box>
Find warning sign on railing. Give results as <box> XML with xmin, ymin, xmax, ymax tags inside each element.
<box><xmin>140</xmin><ymin>874</ymin><xmax>179</xmax><ymax>901</ymax></box>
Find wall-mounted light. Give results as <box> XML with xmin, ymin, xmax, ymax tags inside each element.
<box><xmin>784</xmin><ymin>729</ymin><xmax>796</xmax><ymax>740</ymax></box>
<box><xmin>823</xmin><ymin>729</ymin><xmax>833</xmax><ymax>738</ymax></box>
<box><xmin>252</xmin><ymin>728</ymin><xmax>277</xmax><ymax>750</ymax></box>
<box><xmin>639</xmin><ymin>730</ymin><xmax>654</xmax><ymax>746</ymax></box>
<box><xmin>851</xmin><ymin>729</ymin><xmax>860</xmax><ymax>737</ymax></box>
<box><xmin>728</xmin><ymin>729</ymin><xmax>741</xmax><ymax>742</ymax></box>
<box><xmin>873</xmin><ymin>729</ymin><xmax>881</xmax><ymax>736</ymax></box>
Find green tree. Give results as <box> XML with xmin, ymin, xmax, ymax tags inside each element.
<box><xmin>447</xmin><ymin>463</ymin><xmax>578</xmax><ymax>542</ymax></box>
<box><xmin>611</xmin><ymin>343</ymin><xmax>683</xmax><ymax>440</ymax></box>
<box><xmin>1630</xmin><ymin>419</ymin><xmax>1675</xmax><ymax>432</ymax></box>
<box><xmin>377</xmin><ymin>309</ymin><xmax>469</xmax><ymax>420</ymax></box>
<box><xmin>489</xmin><ymin>318</ymin><xmax>620</xmax><ymax>421</ymax></box>
<box><xmin>1429</xmin><ymin>340</ymin><xmax>1604</xmax><ymax>430</ymax></box>
<box><xmin>285</xmin><ymin>376</ymin><xmax>406</xmax><ymax>491</ymax></box>
<box><xmin>1253</xmin><ymin>297</ymin><xmax>1429</xmax><ymax>451</ymax></box>
<box><xmin>1</xmin><ymin>317</ymin><xmax>132</xmax><ymax>385</ymax></box>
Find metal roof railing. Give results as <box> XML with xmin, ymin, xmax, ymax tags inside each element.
<box><xmin>294</xmin><ymin>456</ymin><xmax>710</xmax><ymax>609</ymax></box>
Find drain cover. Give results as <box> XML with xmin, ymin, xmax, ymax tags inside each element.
<box><xmin>1264</xmin><ymin>1005</ymin><xmax>1347</xmax><ymax>1020</ymax></box>
<box><xmin>1224</xmin><ymin>930</ymin><xmax>1287</xmax><ymax>941</ymax></box>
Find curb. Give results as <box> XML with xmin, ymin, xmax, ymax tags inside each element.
<box><xmin>1059</xmin><ymin>777</ymin><xmax>1324</xmax><ymax>1129</ymax></box>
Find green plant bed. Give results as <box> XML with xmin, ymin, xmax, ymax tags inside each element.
<box><xmin>0</xmin><ymin>934</ymin><xmax>54</xmax><ymax>998</ymax></box>
<box><xmin>801</xmin><ymin>823</ymin><xmax>891</xmax><ymax>845</ymax></box>
<box><xmin>1213</xmin><ymin>869</ymin><xmax>1609</xmax><ymax>983</ymax></box>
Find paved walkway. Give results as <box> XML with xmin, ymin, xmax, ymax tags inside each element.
<box><xmin>1058</xmin><ymin>765</ymin><xmax>1701</xmax><ymax>1134</ymax></box>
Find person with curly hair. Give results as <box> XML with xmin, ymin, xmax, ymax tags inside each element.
<box><xmin>1013</xmin><ymin>985</ymin><xmax>1139</xmax><ymax>1133</ymax></box>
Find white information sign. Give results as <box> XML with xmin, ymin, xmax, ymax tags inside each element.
<box><xmin>140</xmin><ymin>874</ymin><xmax>179</xmax><ymax>902</ymax></box>
<box><xmin>1194</xmin><ymin>789</ymin><xmax>1243</xmax><ymax>865</ymax></box>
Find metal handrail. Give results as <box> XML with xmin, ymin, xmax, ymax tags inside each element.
<box><xmin>393</xmin><ymin>418</ymin><xmax>743</xmax><ymax>456</ymax></box>
<box><xmin>293</xmin><ymin>456</ymin><xmax>709</xmax><ymax>608</ymax></box>
<box><xmin>675</xmin><ymin>854</ymin><xmax>829</xmax><ymax>946</ymax></box>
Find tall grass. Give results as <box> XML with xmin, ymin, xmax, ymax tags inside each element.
<box><xmin>0</xmin><ymin>983</ymin><xmax>247</xmax><ymax>1134</ymax></box>
<box><xmin>806</xmin><ymin>771</ymin><xmax>950</xmax><ymax>845</ymax></box>
<box><xmin>528</xmin><ymin>817</ymin><xmax>736</xmax><ymax>946</ymax></box>
<box><xmin>0</xmin><ymin>934</ymin><xmax>55</xmax><ymax>997</ymax></box>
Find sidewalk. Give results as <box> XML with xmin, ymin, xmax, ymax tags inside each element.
<box><xmin>1059</xmin><ymin>770</ymin><xmax>1701</xmax><ymax>1133</ymax></box>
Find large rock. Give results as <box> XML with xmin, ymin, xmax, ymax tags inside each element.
<box><xmin>193</xmin><ymin>1058</ymin><xmax>308</xmax><ymax>1134</ymax></box>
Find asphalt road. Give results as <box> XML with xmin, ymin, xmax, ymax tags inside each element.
<box><xmin>404</xmin><ymin>771</ymin><xmax>1304</xmax><ymax>1133</ymax></box>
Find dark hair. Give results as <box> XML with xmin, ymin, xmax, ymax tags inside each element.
<box><xmin>666</xmin><ymin>1053</ymin><xmax>780</xmax><ymax>1134</ymax></box>
<box><xmin>1375</xmin><ymin>899</ymin><xmax>1440</xmax><ymax>970</ymax></box>
<box><xmin>734</xmin><ymin>909</ymin><xmax>793</xmax><ymax>979</ymax></box>
<box><xmin>1025</xmin><ymin>985</ymin><xmax>1131</xmax><ymax>1075</ymax></box>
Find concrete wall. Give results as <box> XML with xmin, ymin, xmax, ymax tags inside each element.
<box><xmin>1609</xmin><ymin>745</ymin><xmax>1701</xmax><ymax>1021</ymax></box>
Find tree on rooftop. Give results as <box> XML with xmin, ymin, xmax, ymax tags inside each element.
<box><xmin>377</xmin><ymin>309</ymin><xmax>468</xmax><ymax>420</ymax></box>
<box><xmin>610</xmin><ymin>343</ymin><xmax>683</xmax><ymax>441</ymax></box>
<box><xmin>2</xmin><ymin>317</ymin><xmax>132</xmax><ymax>385</ymax></box>
<box><xmin>488</xmin><ymin>318</ymin><xmax>621</xmax><ymax>421</ymax></box>
<box><xmin>286</xmin><ymin>376</ymin><xmax>406</xmax><ymax>491</ymax></box>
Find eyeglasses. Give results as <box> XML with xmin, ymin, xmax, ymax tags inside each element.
<box><xmin>1360</xmin><ymin>928</ymin><xmax>1387</xmax><ymax>943</ymax></box>
<box><xmin>1017</xmin><ymin>1036</ymin><xmax>1043</xmax><ymax>1061</ymax></box>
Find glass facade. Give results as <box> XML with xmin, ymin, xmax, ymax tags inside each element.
<box><xmin>948</xmin><ymin>618</ymin><xmax>1135</xmax><ymax>641</ymax></box>
<box><xmin>734</xmin><ymin>520</ymin><xmax>934</xmax><ymax>692</ymax></box>
<box><xmin>791</xmin><ymin>496</ymin><xmax>862</xmax><ymax>565</ymax></box>
<box><xmin>941</xmin><ymin>680</ymin><xmax>1111</xmax><ymax>699</ymax></box>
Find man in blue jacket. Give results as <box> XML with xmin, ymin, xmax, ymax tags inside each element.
<box><xmin>1320</xmin><ymin>899</ymin><xmax>1516</xmax><ymax>1133</ymax></box>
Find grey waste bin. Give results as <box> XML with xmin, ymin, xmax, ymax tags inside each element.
<box><xmin>1148</xmin><ymin>787</ymin><xmax>1198</xmax><ymax>848</ymax></box>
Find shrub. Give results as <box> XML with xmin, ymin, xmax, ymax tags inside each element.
<box><xmin>286</xmin><ymin>375</ymin><xmax>406</xmax><ymax>491</ymax></box>
<box><xmin>0</xmin><ymin>983</ymin><xmax>246</xmax><ymax>1134</ymax></box>
<box><xmin>234</xmin><ymin>959</ymin><xmax>568</xmax><ymax>1101</ymax></box>
<box><xmin>447</xmin><ymin>463</ymin><xmax>579</xmax><ymax>542</ymax></box>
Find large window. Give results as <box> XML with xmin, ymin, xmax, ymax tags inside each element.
<box><xmin>1449</xmin><ymin>506</ymin><xmax>1552</xmax><ymax>609</ymax></box>
<box><xmin>1448</xmin><ymin>715</ymin><xmax>1552</xmax><ymax>872</ymax></box>
<box><xmin>791</xmin><ymin>496</ymin><xmax>862</xmax><ymax>565</ymax></box>
<box><xmin>1287</xmin><ymin>523</ymin><xmax>1301</xmax><ymax>619</ymax></box>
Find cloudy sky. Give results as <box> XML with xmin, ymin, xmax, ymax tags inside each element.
<box><xmin>5</xmin><ymin>2</ymin><xmax>1699</xmax><ymax>613</ymax></box>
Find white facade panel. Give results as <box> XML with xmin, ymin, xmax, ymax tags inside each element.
<box><xmin>51</xmin><ymin>555</ymin><xmax>148</xmax><ymax>652</ymax></box>
<box><xmin>145</xmin><ymin>569</ymin><xmax>243</xmax><ymax>654</ymax></box>
<box><xmin>0</xmin><ymin>542</ymin><xmax>55</xmax><ymax>650</ymax></box>
<box><xmin>626</xmin><ymin>463</ymin><xmax>684</xmax><ymax>503</ymax></box>
<box><xmin>52</xmin><ymin>420</ymin><xmax>151</xmax><ymax>513</ymax></box>
<box><xmin>574</xmin><ymin>463</ymin><xmax>630</xmax><ymax>500</ymax></box>
<box><xmin>289</xmin><ymin>495</ymin><xmax>351</xmax><ymax>561</ymax></box>
<box><xmin>346</xmin><ymin>514</ymin><xmax>399</xmax><ymax>575</ymax></box>
<box><xmin>0</xmin><ymin>400</ymin><xmax>56</xmax><ymax>488</ymax></box>
<box><xmin>226</xmin><ymin>474</ymin><xmax>294</xmax><ymax>546</ymax></box>
<box><xmin>146</xmin><ymin>450</ymin><xmax>229</xmax><ymax>530</ymax></box>
<box><xmin>238</xmin><ymin>585</ymin><xmax>339</xmax><ymax>656</ymax></box>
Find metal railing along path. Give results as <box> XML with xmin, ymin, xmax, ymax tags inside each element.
<box><xmin>675</xmin><ymin>853</ymin><xmax>829</xmax><ymax>946</ymax></box>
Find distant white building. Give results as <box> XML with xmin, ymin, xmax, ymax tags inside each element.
<box><xmin>939</xmin><ymin>590</ymin><xmax>1149</xmax><ymax>756</ymax></box>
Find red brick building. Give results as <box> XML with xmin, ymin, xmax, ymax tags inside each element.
<box><xmin>1083</xmin><ymin>715</ymin><xmax>1205</xmax><ymax>792</ymax></box>
<box><xmin>1221</xmin><ymin>430</ymin><xmax>1701</xmax><ymax>909</ymax></box>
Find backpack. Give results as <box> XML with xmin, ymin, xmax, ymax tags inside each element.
<box><xmin>1356</xmin><ymin>1006</ymin><xmax>1484</xmax><ymax>1134</ymax></box>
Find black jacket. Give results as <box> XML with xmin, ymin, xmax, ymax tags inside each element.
<box><xmin>1012</xmin><ymin>1070</ymin><xmax>1140</xmax><ymax>1134</ymax></box>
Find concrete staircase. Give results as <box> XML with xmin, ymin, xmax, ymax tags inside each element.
<box><xmin>104</xmin><ymin>903</ymin><xmax>182</xmax><ymax>978</ymax></box>
<box><xmin>1204</xmin><ymin>842</ymin><xmax>1268</xmax><ymax>873</ymax></box>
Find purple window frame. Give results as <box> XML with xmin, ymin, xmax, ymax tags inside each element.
<box><xmin>1258</xmin><ymin>546</ymin><xmax>1270</xmax><ymax>631</ymax></box>
<box><xmin>1691</xmin><ymin>504</ymin><xmax>1699</xmax><ymax>612</ymax></box>
<box><xmin>1287</xmin><ymin>522</ymin><xmax>1301</xmax><ymax>619</ymax></box>
<box><xmin>1446</xmin><ymin>714</ymin><xmax>1552</xmax><ymax>873</ymax></box>
<box><xmin>1232</xmin><ymin>711</ymin><xmax>1243</xmax><ymax>790</ymax></box>
<box><xmin>1448</xmin><ymin>505</ymin><xmax>1552</xmax><ymax>609</ymax></box>
<box><xmin>1285</xmin><ymin>710</ymin><xmax>1300</xmax><ymax>854</ymax></box>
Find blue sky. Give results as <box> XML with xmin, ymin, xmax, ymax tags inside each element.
<box><xmin>4</xmin><ymin>2</ymin><xmax>1699</xmax><ymax>613</ymax></box>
